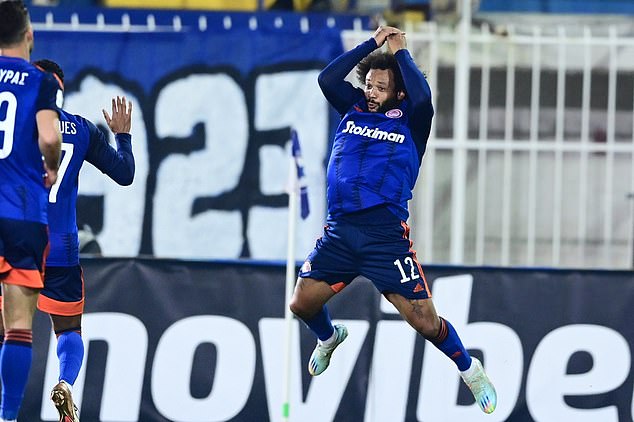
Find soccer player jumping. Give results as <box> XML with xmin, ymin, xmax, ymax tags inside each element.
<box><xmin>289</xmin><ymin>26</ymin><xmax>497</xmax><ymax>414</ymax></box>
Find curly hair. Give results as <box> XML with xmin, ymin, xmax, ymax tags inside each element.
<box><xmin>0</xmin><ymin>0</ymin><xmax>29</xmax><ymax>47</ymax></box>
<box><xmin>356</xmin><ymin>51</ymin><xmax>405</xmax><ymax>94</ymax></box>
<box><xmin>34</xmin><ymin>59</ymin><xmax>65</xmax><ymax>84</ymax></box>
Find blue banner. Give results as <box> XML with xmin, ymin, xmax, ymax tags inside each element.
<box><xmin>30</xmin><ymin>11</ymin><xmax>362</xmax><ymax>260</ymax></box>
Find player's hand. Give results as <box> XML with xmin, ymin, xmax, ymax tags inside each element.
<box><xmin>43</xmin><ymin>164</ymin><xmax>58</xmax><ymax>188</ymax></box>
<box><xmin>372</xmin><ymin>25</ymin><xmax>403</xmax><ymax>48</ymax></box>
<box><xmin>387</xmin><ymin>32</ymin><xmax>407</xmax><ymax>53</ymax></box>
<box><xmin>102</xmin><ymin>96</ymin><xmax>132</xmax><ymax>134</ymax></box>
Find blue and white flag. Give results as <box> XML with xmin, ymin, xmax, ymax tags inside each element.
<box><xmin>291</xmin><ymin>129</ymin><xmax>310</xmax><ymax>219</ymax></box>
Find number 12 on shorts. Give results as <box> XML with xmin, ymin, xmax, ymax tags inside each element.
<box><xmin>393</xmin><ymin>257</ymin><xmax>420</xmax><ymax>284</ymax></box>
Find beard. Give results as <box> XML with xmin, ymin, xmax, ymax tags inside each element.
<box><xmin>376</xmin><ymin>96</ymin><xmax>401</xmax><ymax>113</ymax></box>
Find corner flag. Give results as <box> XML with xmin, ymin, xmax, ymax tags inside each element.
<box><xmin>282</xmin><ymin>129</ymin><xmax>310</xmax><ymax>422</ymax></box>
<box><xmin>291</xmin><ymin>129</ymin><xmax>309</xmax><ymax>219</ymax></box>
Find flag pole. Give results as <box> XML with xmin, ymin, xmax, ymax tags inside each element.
<box><xmin>283</xmin><ymin>129</ymin><xmax>310</xmax><ymax>421</ymax></box>
<box><xmin>282</xmin><ymin>133</ymin><xmax>299</xmax><ymax>422</ymax></box>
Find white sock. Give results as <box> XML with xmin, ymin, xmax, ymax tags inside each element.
<box><xmin>460</xmin><ymin>358</ymin><xmax>478</xmax><ymax>378</ymax></box>
<box><xmin>318</xmin><ymin>328</ymin><xmax>337</xmax><ymax>347</ymax></box>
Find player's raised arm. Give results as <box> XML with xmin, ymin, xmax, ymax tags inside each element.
<box><xmin>318</xmin><ymin>26</ymin><xmax>405</xmax><ymax>115</ymax></box>
<box><xmin>389</xmin><ymin>33</ymin><xmax>433</xmax><ymax>153</ymax></box>
<box><xmin>389</xmin><ymin>33</ymin><xmax>432</xmax><ymax>113</ymax></box>
<box><xmin>317</xmin><ymin>37</ymin><xmax>379</xmax><ymax>114</ymax></box>
<box><xmin>86</xmin><ymin>95</ymin><xmax>135</xmax><ymax>185</ymax></box>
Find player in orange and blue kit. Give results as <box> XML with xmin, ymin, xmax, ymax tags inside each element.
<box><xmin>0</xmin><ymin>2</ymin><xmax>63</xmax><ymax>421</ymax></box>
<box><xmin>289</xmin><ymin>26</ymin><xmax>497</xmax><ymax>414</ymax></box>
<box><xmin>32</xmin><ymin>59</ymin><xmax>134</xmax><ymax>422</ymax></box>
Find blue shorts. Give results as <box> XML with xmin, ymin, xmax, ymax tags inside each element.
<box><xmin>299</xmin><ymin>206</ymin><xmax>431</xmax><ymax>300</ymax></box>
<box><xmin>0</xmin><ymin>218</ymin><xmax>48</xmax><ymax>289</ymax></box>
<box><xmin>38</xmin><ymin>265</ymin><xmax>85</xmax><ymax>316</ymax></box>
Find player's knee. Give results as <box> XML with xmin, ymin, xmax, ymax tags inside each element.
<box><xmin>290</xmin><ymin>294</ymin><xmax>321</xmax><ymax>320</ymax></box>
<box><xmin>51</xmin><ymin>314</ymin><xmax>82</xmax><ymax>334</ymax></box>
<box><xmin>415</xmin><ymin>315</ymin><xmax>441</xmax><ymax>339</ymax></box>
<box><xmin>289</xmin><ymin>296</ymin><xmax>307</xmax><ymax>319</ymax></box>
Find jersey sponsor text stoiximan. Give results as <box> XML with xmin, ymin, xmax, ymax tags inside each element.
<box><xmin>341</xmin><ymin>120</ymin><xmax>405</xmax><ymax>144</ymax></box>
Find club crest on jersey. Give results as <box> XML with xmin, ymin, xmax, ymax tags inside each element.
<box><xmin>342</xmin><ymin>120</ymin><xmax>405</xmax><ymax>144</ymax></box>
<box><xmin>385</xmin><ymin>108</ymin><xmax>403</xmax><ymax>119</ymax></box>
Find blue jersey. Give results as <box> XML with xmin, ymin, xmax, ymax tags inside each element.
<box><xmin>318</xmin><ymin>39</ymin><xmax>433</xmax><ymax>221</ymax></box>
<box><xmin>46</xmin><ymin>110</ymin><xmax>134</xmax><ymax>266</ymax></box>
<box><xmin>0</xmin><ymin>56</ymin><xmax>62</xmax><ymax>223</ymax></box>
